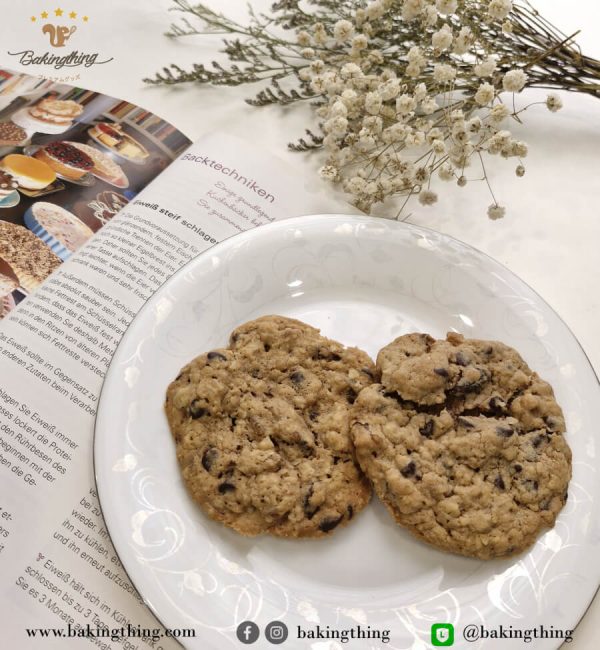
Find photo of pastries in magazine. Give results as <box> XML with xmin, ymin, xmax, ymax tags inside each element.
<box><xmin>0</xmin><ymin>68</ymin><xmax>191</xmax><ymax>319</ymax></box>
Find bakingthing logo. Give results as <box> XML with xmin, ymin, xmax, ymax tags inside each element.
<box><xmin>8</xmin><ymin>8</ymin><xmax>113</xmax><ymax>69</ymax></box>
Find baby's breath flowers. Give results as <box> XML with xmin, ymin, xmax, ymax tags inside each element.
<box><xmin>148</xmin><ymin>0</ymin><xmax>600</xmax><ymax>220</ymax></box>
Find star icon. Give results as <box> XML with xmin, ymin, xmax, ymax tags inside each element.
<box><xmin>69</xmin><ymin>11</ymin><xmax>77</xmax><ymax>19</ymax></box>
<box><xmin>54</xmin><ymin>8</ymin><xmax>63</xmax><ymax>17</ymax></box>
<box><xmin>41</xmin><ymin>11</ymin><xmax>48</xmax><ymax>19</ymax></box>
<box><xmin>30</xmin><ymin>15</ymin><xmax>37</xmax><ymax>21</ymax></box>
<box><xmin>83</xmin><ymin>16</ymin><xmax>89</xmax><ymax>22</ymax></box>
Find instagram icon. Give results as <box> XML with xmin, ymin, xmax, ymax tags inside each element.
<box><xmin>265</xmin><ymin>621</ymin><xmax>289</xmax><ymax>644</ymax></box>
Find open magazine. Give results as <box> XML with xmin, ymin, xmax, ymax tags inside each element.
<box><xmin>0</xmin><ymin>70</ymin><xmax>329</xmax><ymax>647</ymax></box>
<box><xmin>0</xmin><ymin>69</ymin><xmax>191</xmax><ymax>320</ymax></box>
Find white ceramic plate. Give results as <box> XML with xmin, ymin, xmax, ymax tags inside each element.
<box><xmin>95</xmin><ymin>215</ymin><xmax>600</xmax><ymax>650</ymax></box>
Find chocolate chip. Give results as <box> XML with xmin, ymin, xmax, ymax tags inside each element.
<box><xmin>401</xmin><ymin>461</ymin><xmax>416</xmax><ymax>477</ymax></box>
<box><xmin>383</xmin><ymin>391</ymin><xmax>403</xmax><ymax>404</ymax></box>
<box><xmin>488</xmin><ymin>396</ymin><xmax>506</xmax><ymax>415</ymax></box>
<box><xmin>201</xmin><ymin>448</ymin><xmax>218</xmax><ymax>472</ymax></box>
<box><xmin>494</xmin><ymin>476</ymin><xmax>505</xmax><ymax>490</ymax></box>
<box><xmin>451</xmin><ymin>367</ymin><xmax>491</xmax><ymax>394</ymax></box>
<box><xmin>434</xmin><ymin>367</ymin><xmax>449</xmax><ymax>378</ymax></box>
<box><xmin>189</xmin><ymin>400</ymin><xmax>206</xmax><ymax>419</ymax></box>
<box><xmin>524</xmin><ymin>479</ymin><xmax>538</xmax><ymax>491</ymax></box>
<box><xmin>207</xmin><ymin>351</ymin><xmax>227</xmax><ymax>362</ymax></box>
<box><xmin>457</xmin><ymin>417</ymin><xmax>474</xmax><ymax>429</ymax></box>
<box><xmin>540</xmin><ymin>499</ymin><xmax>550</xmax><ymax>511</ymax></box>
<box><xmin>319</xmin><ymin>514</ymin><xmax>344</xmax><ymax>533</ymax></box>
<box><xmin>419</xmin><ymin>419</ymin><xmax>434</xmax><ymax>438</ymax></box>
<box><xmin>532</xmin><ymin>435</ymin><xmax>545</xmax><ymax>448</ymax></box>
<box><xmin>231</xmin><ymin>417</ymin><xmax>237</xmax><ymax>427</ymax></box>
<box><xmin>290</xmin><ymin>371</ymin><xmax>304</xmax><ymax>384</ymax></box>
<box><xmin>347</xmin><ymin>505</ymin><xmax>354</xmax><ymax>520</ymax></box>
<box><xmin>496</xmin><ymin>425</ymin><xmax>514</xmax><ymax>438</ymax></box>
<box><xmin>514</xmin><ymin>463</ymin><xmax>523</xmax><ymax>472</ymax></box>
<box><xmin>303</xmin><ymin>485</ymin><xmax>313</xmax><ymax>508</ymax></box>
<box><xmin>346</xmin><ymin>387</ymin><xmax>357</xmax><ymax>404</ymax></box>
<box><xmin>309</xmin><ymin>411</ymin><xmax>318</xmax><ymax>421</ymax></box>
<box><xmin>230</xmin><ymin>332</ymin><xmax>239</xmax><ymax>343</ymax></box>
<box><xmin>175</xmin><ymin>373</ymin><xmax>183</xmax><ymax>381</ymax></box>
<box><xmin>544</xmin><ymin>416</ymin><xmax>561</xmax><ymax>432</ymax></box>
<box><xmin>264</xmin><ymin>343</ymin><xmax>271</xmax><ymax>352</ymax></box>
<box><xmin>303</xmin><ymin>485</ymin><xmax>320</xmax><ymax>519</ymax></box>
<box><xmin>218</xmin><ymin>482</ymin><xmax>236</xmax><ymax>494</ymax></box>
<box><xmin>455</xmin><ymin>352</ymin><xmax>470</xmax><ymax>366</ymax></box>
<box><xmin>315</xmin><ymin>349</ymin><xmax>341</xmax><ymax>361</ymax></box>
<box><xmin>298</xmin><ymin>441</ymin><xmax>315</xmax><ymax>457</ymax></box>
<box><xmin>361</xmin><ymin>367</ymin><xmax>375</xmax><ymax>379</ymax></box>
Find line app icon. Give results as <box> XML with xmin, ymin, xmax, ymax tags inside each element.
<box><xmin>431</xmin><ymin>623</ymin><xmax>454</xmax><ymax>646</ymax></box>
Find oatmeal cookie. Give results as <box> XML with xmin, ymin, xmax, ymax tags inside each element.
<box><xmin>166</xmin><ymin>315</ymin><xmax>375</xmax><ymax>538</ymax></box>
<box><xmin>351</xmin><ymin>332</ymin><xmax>571</xmax><ymax>559</ymax></box>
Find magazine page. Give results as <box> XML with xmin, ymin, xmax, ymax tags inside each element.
<box><xmin>0</xmin><ymin>67</ymin><xmax>191</xmax><ymax>321</ymax></box>
<box><xmin>0</xmin><ymin>126</ymin><xmax>328</xmax><ymax>647</ymax></box>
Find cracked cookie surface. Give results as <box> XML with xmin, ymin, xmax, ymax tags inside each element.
<box><xmin>166</xmin><ymin>315</ymin><xmax>375</xmax><ymax>538</ymax></box>
<box><xmin>351</xmin><ymin>332</ymin><xmax>572</xmax><ymax>559</ymax></box>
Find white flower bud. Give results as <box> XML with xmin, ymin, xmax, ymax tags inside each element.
<box><xmin>352</xmin><ymin>34</ymin><xmax>369</xmax><ymax>51</ymax></box>
<box><xmin>438</xmin><ymin>163</ymin><xmax>454</xmax><ymax>181</ymax></box>
<box><xmin>418</xmin><ymin>189</ymin><xmax>438</xmax><ymax>206</ymax></box>
<box><xmin>436</xmin><ymin>0</ymin><xmax>458</xmax><ymax>14</ymax></box>
<box><xmin>432</xmin><ymin>24</ymin><xmax>453</xmax><ymax>51</ymax></box>
<box><xmin>396</xmin><ymin>93</ymin><xmax>417</xmax><ymax>114</ymax></box>
<box><xmin>297</xmin><ymin>31</ymin><xmax>311</xmax><ymax>46</ymax></box>
<box><xmin>333</xmin><ymin>19</ymin><xmax>355</xmax><ymax>43</ymax></box>
<box><xmin>488</xmin><ymin>0</ymin><xmax>513</xmax><ymax>21</ymax></box>
<box><xmin>546</xmin><ymin>93</ymin><xmax>563</xmax><ymax>112</ymax></box>
<box><xmin>433</xmin><ymin>63</ymin><xmax>456</xmax><ymax>84</ymax></box>
<box><xmin>319</xmin><ymin>165</ymin><xmax>339</xmax><ymax>181</ymax></box>
<box><xmin>475</xmin><ymin>82</ymin><xmax>495</xmax><ymax>105</ymax></box>
<box><xmin>502</xmin><ymin>69</ymin><xmax>527</xmax><ymax>93</ymax></box>
<box><xmin>365</xmin><ymin>91</ymin><xmax>383</xmax><ymax>115</ymax></box>
<box><xmin>474</xmin><ymin>57</ymin><xmax>497</xmax><ymax>78</ymax></box>
<box><xmin>487</xmin><ymin>204</ymin><xmax>506</xmax><ymax>220</ymax></box>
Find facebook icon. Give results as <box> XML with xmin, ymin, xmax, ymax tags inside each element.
<box><xmin>236</xmin><ymin>621</ymin><xmax>260</xmax><ymax>644</ymax></box>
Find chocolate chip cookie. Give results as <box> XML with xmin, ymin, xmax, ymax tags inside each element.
<box><xmin>166</xmin><ymin>315</ymin><xmax>375</xmax><ymax>538</ymax></box>
<box><xmin>351</xmin><ymin>332</ymin><xmax>571</xmax><ymax>559</ymax></box>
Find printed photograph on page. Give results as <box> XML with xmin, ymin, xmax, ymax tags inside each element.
<box><xmin>0</xmin><ymin>68</ymin><xmax>191</xmax><ymax>320</ymax></box>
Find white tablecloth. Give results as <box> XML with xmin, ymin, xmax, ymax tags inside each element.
<box><xmin>2</xmin><ymin>1</ymin><xmax>599</xmax><ymax>646</ymax></box>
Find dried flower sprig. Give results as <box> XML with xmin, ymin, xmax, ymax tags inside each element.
<box><xmin>146</xmin><ymin>0</ymin><xmax>600</xmax><ymax>219</ymax></box>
